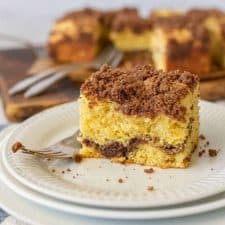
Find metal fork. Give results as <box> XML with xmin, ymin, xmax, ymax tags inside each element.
<box><xmin>12</xmin><ymin>130</ymin><xmax>81</xmax><ymax>160</ymax></box>
<box><xmin>9</xmin><ymin>45</ymin><xmax>123</xmax><ymax>98</ymax></box>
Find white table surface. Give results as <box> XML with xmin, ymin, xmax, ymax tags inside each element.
<box><xmin>0</xmin><ymin>0</ymin><xmax>225</xmax><ymax>224</ymax></box>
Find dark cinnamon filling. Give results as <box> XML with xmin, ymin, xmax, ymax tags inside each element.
<box><xmin>81</xmin><ymin>136</ymin><xmax>186</xmax><ymax>158</ymax></box>
<box><xmin>81</xmin><ymin>110</ymin><xmax>194</xmax><ymax>158</ymax></box>
<box><xmin>82</xmin><ymin>137</ymin><xmax>146</xmax><ymax>158</ymax></box>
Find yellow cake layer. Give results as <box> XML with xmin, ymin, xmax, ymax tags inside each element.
<box><xmin>109</xmin><ymin>29</ymin><xmax>151</xmax><ymax>51</ymax></box>
<box><xmin>79</xmin><ymin>85</ymin><xmax>198</xmax><ymax>148</ymax></box>
<box><xmin>80</xmin><ymin>105</ymin><xmax>198</xmax><ymax>168</ymax></box>
<box><xmin>80</xmin><ymin>100</ymin><xmax>198</xmax><ymax>168</ymax></box>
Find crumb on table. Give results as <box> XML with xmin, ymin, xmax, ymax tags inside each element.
<box><xmin>11</xmin><ymin>142</ymin><xmax>23</xmax><ymax>153</ymax></box>
<box><xmin>208</xmin><ymin>149</ymin><xmax>218</xmax><ymax>157</ymax></box>
<box><xmin>147</xmin><ymin>186</ymin><xmax>154</xmax><ymax>191</ymax></box>
<box><xmin>118</xmin><ymin>178</ymin><xmax>123</xmax><ymax>183</ymax></box>
<box><xmin>73</xmin><ymin>153</ymin><xmax>83</xmax><ymax>163</ymax></box>
<box><xmin>198</xmin><ymin>150</ymin><xmax>206</xmax><ymax>157</ymax></box>
<box><xmin>144</xmin><ymin>168</ymin><xmax>154</xmax><ymax>174</ymax></box>
<box><xmin>199</xmin><ymin>134</ymin><xmax>206</xmax><ymax>140</ymax></box>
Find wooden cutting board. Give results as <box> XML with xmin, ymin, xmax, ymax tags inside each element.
<box><xmin>200</xmin><ymin>77</ymin><xmax>225</xmax><ymax>101</ymax></box>
<box><xmin>0</xmin><ymin>47</ymin><xmax>224</xmax><ymax>122</ymax></box>
<box><xmin>0</xmin><ymin>47</ymin><xmax>81</xmax><ymax>122</ymax></box>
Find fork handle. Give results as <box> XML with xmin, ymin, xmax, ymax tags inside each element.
<box><xmin>24</xmin><ymin>63</ymin><xmax>93</xmax><ymax>97</ymax></box>
<box><xmin>8</xmin><ymin>65</ymin><xmax>69</xmax><ymax>95</ymax></box>
<box><xmin>24</xmin><ymin>71</ymin><xmax>68</xmax><ymax>98</ymax></box>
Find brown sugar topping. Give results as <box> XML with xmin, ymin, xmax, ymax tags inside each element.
<box><xmin>58</xmin><ymin>8</ymin><xmax>104</xmax><ymax>23</ymax></box>
<box><xmin>58</xmin><ymin>8</ymin><xmax>139</xmax><ymax>30</ymax></box>
<box><xmin>81</xmin><ymin>64</ymin><xmax>199</xmax><ymax>121</ymax></box>
<box><xmin>186</xmin><ymin>9</ymin><xmax>225</xmax><ymax>22</ymax></box>
<box><xmin>53</xmin><ymin>8</ymin><xmax>106</xmax><ymax>44</ymax></box>
<box><xmin>111</xmin><ymin>13</ymin><xmax>151</xmax><ymax>33</ymax></box>
<box><xmin>104</xmin><ymin>8</ymin><xmax>138</xmax><ymax>27</ymax></box>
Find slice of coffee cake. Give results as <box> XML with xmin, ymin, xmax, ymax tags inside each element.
<box><xmin>109</xmin><ymin>11</ymin><xmax>152</xmax><ymax>51</ymax></box>
<box><xmin>79</xmin><ymin>65</ymin><xmax>199</xmax><ymax>168</ymax></box>
<box><xmin>48</xmin><ymin>8</ymin><xmax>106</xmax><ymax>63</ymax></box>
<box><xmin>187</xmin><ymin>9</ymin><xmax>225</xmax><ymax>69</ymax></box>
<box><xmin>150</xmin><ymin>14</ymin><xmax>211</xmax><ymax>76</ymax></box>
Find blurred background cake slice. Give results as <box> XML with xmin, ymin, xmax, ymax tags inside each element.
<box><xmin>187</xmin><ymin>9</ymin><xmax>225</xmax><ymax>69</ymax></box>
<box><xmin>79</xmin><ymin>64</ymin><xmax>199</xmax><ymax>168</ymax></box>
<box><xmin>119</xmin><ymin>51</ymin><xmax>152</xmax><ymax>70</ymax></box>
<box><xmin>48</xmin><ymin>8</ymin><xmax>107</xmax><ymax>63</ymax></box>
<box><xmin>47</xmin><ymin>7</ymin><xmax>225</xmax><ymax>80</ymax></box>
<box><xmin>109</xmin><ymin>10</ymin><xmax>152</xmax><ymax>51</ymax></box>
<box><xmin>150</xmin><ymin>14</ymin><xmax>211</xmax><ymax>76</ymax></box>
<box><xmin>150</xmin><ymin>9</ymin><xmax>183</xmax><ymax>19</ymax></box>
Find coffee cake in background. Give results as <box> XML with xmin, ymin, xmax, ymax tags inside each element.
<box><xmin>48</xmin><ymin>8</ymin><xmax>108</xmax><ymax>63</ymax></box>
<box><xmin>109</xmin><ymin>9</ymin><xmax>151</xmax><ymax>51</ymax></box>
<box><xmin>1</xmin><ymin>2</ymin><xmax>225</xmax><ymax>122</ymax></box>
<box><xmin>150</xmin><ymin>13</ymin><xmax>211</xmax><ymax>76</ymax></box>
<box><xmin>186</xmin><ymin>9</ymin><xmax>225</xmax><ymax>69</ymax></box>
<box><xmin>48</xmin><ymin>7</ymin><xmax>140</xmax><ymax>63</ymax></box>
<box><xmin>48</xmin><ymin>7</ymin><xmax>225</xmax><ymax>77</ymax></box>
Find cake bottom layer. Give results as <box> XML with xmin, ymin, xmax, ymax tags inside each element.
<box><xmin>80</xmin><ymin>113</ymin><xmax>199</xmax><ymax>168</ymax></box>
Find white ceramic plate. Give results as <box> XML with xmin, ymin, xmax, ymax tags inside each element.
<box><xmin>2</xmin><ymin>146</ymin><xmax>225</xmax><ymax>220</ymax></box>
<box><xmin>3</xmin><ymin>101</ymin><xmax>225</xmax><ymax>208</ymax></box>
<box><xmin>1</xmin><ymin>171</ymin><xmax>225</xmax><ymax>225</ymax></box>
<box><xmin>1</xmin><ymin>127</ymin><xmax>225</xmax><ymax>220</ymax></box>
<box><xmin>1</xmin><ymin>129</ymin><xmax>225</xmax><ymax>225</ymax></box>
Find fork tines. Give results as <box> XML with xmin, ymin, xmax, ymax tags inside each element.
<box><xmin>21</xmin><ymin>148</ymin><xmax>69</xmax><ymax>158</ymax></box>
